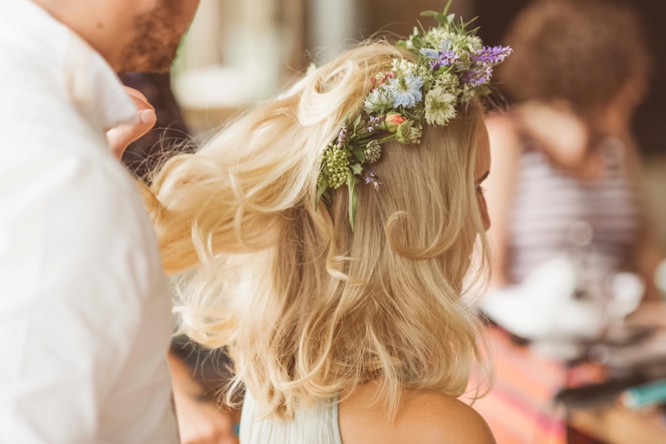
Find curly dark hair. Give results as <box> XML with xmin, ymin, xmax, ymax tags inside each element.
<box><xmin>498</xmin><ymin>0</ymin><xmax>653</xmax><ymax>115</ymax></box>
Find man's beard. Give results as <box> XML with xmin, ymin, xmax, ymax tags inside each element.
<box><xmin>119</xmin><ymin>0</ymin><xmax>183</xmax><ymax>72</ymax></box>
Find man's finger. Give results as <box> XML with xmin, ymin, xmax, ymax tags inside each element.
<box><xmin>107</xmin><ymin>109</ymin><xmax>157</xmax><ymax>158</ymax></box>
<box><xmin>124</xmin><ymin>86</ymin><xmax>155</xmax><ymax>112</ymax></box>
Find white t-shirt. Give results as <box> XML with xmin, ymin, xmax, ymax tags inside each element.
<box><xmin>0</xmin><ymin>1</ymin><xmax>179</xmax><ymax>443</ymax></box>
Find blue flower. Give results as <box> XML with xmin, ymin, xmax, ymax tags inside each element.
<box><xmin>387</xmin><ymin>73</ymin><xmax>424</xmax><ymax>108</ymax></box>
<box><xmin>420</xmin><ymin>48</ymin><xmax>439</xmax><ymax>59</ymax></box>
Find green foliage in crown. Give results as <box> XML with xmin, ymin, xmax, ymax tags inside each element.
<box><xmin>316</xmin><ymin>2</ymin><xmax>511</xmax><ymax>229</ymax></box>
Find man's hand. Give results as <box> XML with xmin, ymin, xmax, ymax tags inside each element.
<box><xmin>106</xmin><ymin>87</ymin><xmax>157</xmax><ymax>159</ymax></box>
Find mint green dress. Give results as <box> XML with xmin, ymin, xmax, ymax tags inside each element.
<box><xmin>240</xmin><ymin>394</ymin><xmax>343</xmax><ymax>444</ymax></box>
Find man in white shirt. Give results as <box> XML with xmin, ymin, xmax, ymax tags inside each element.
<box><xmin>0</xmin><ymin>0</ymin><xmax>200</xmax><ymax>442</ymax></box>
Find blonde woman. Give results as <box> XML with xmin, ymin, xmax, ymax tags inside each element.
<box><xmin>145</xmin><ymin>10</ymin><xmax>508</xmax><ymax>443</ymax></box>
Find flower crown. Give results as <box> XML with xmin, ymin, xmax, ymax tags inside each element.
<box><xmin>315</xmin><ymin>3</ymin><xmax>511</xmax><ymax>229</ymax></box>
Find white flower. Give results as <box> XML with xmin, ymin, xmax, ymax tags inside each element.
<box><xmin>424</xmin><ymin>29</ymin><xmax>457</xmax><ymax>48</ymax></box>
<box><xmin>425</xmin><ymin>85</ymin><xmax>458</xmax><ymax>126</ymax></box>
<box><xmin>391</xmin><ymin>59</ymin><xmax>432</xmax><ymax>83</ymax></box>
<box><xmin>435</xmin><ymin>71</ymin><xmax>460</xmax><ymax>90</ymax></box>
<box><xmin>459</xmin><ymin>83</ymin><xmax>476</xmax><ymax>103</ymax></box>
<box><xmin>391</xmin><ymin>59</ymin><xmax>416</xmax><ymax>74</ymax></box>
<box><xmin>464</xmin><ymin>35</ymin><xmax>483</xmax><ymax>52</ymax></box>
<box><xmin>363</xmin><ymin>87</ymin><xmax>394</xmax><ymax>113</ymax></box>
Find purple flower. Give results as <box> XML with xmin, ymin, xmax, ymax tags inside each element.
<box><xmin>462</xmin><ymin>65</ymin><xmax>493</xmax><ymax>87</ymax></box>
<box><xmin>367</xmin><ymin>115</ymin><xmax>383</xmax><ymax>132</ymax></box>
<box><xmin>430</xmin><ymin>50</ymin><xmax>460</xmax><ymax>71</ymax></box>
<box><xmin>472</xmin><ymin>46</ymin><xmax>512</xmax><ymax>65</ymax></box>
<box><xmin>363</xmin><ymin>171</ymin><xmax>382</xmax><ymax>190</ymax></box>
<box><xmin>337</xmin><ymin>125</ymin><xmax>349</xmax><ymax>148</ymax></box>
<box><xmin>459</xmin><ymin>46</ymin><xmax>512</xmax><ymax>87</ymax></box>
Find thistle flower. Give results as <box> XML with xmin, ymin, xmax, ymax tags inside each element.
<box><xmin>396</xmin><ymin>120</ymin><xmax>422</xmax><ymax>144</ymax></box>
<box><xmin>321</xmin><ymin>146</ymin><xmax>351</xmax><ymax>189</ymax></box>
<box><xmin>387</xmin><ymin>73</ymin><xmax>424</xmax><ymax>108</ymax></box>
<box><xmin>364</xmin><ymin>140</ymin><xmax>382</xmax><ymax>164</ymax></box>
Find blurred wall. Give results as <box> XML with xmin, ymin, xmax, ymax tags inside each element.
<box><xmin>358</xmin><ymin>0</ymin><xmax>474</xmax><ymax>39</ymax></box>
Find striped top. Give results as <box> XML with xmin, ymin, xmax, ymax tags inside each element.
<box><xmin>506</xmin><ymin>136</ymin><xmax>639</xmax><ymax>287</ymax></box>
<box><xmin>240</xmin><ymin>394</ymin><xmax>343</xmax><ymax>444</ymax></box>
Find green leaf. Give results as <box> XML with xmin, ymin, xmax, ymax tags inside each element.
<box><xmin>350</xmin><ymin>163</ymin><xmax>363</xmax><ymax>175</ymax></box>
<box><xmin>346</xmin><ymin>171</ymin><xmax>359</xmax><ymax>230</ymax></box>
<box><xmin>353</xmin><ymin>114</ymin><xmax>362</xmax><ymax>128</ymax></box>
<box><xmin>443</xmin><ymin>0</ymin><xmax>453</xmax><ymax>16</ymax></box>
<box><xmin>434</xmin><ymin>13</ymin><xmax>446</xmax><ymax>24</ymax></box>
<box><xmin>352</xmin><ymin>149</ymin><xmax>366</xmax><ymax>163</ymax></box>
<box><xmin>420</xmin><ymin>10</ymin><xmax>438</xmax><ymax>17</ymax></box>
<box><xmin>447</xmin><ymin>13</ymin><xmax>455</xmax><ymax>24</ymax></box>
<box><xmin>411</xmin><ymin>35</ymin><xmax>423</xmax><ymax>49</ymax></box>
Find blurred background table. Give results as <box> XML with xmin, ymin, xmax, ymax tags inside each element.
<box><xmin>568</xmin><ymin>404</ymin><xmax>666</xmax><ymax>444</ymax></box>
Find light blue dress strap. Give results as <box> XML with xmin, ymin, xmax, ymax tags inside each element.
<box><xmin>240</xmin><ymin>393</ymin><xmax>343</xmax><ymax>444</ymax></box>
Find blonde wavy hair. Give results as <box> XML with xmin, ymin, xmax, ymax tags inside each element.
<box><xmin>145</xmin><ymin>42</ymin><xmax>490</xmax><ymax>418</ymax></box>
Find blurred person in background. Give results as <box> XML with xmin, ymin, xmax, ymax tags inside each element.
<box><xmin>0</xmin><ymin>0</ymin><xmax>199</xmax><ymax>442</ymax></box>
<box><xmin>476</xmin><ymin>0</ymin><xmax>664</xmax><ymax>442</ymax></box>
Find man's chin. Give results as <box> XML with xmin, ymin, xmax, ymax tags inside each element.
<box><xmin>119</xmin><ymin>58</ymin><xmax>173</xmax><ymax>74</ymax></box>
<box><xmin>118</xmin><ymin>45</ymin><xmax>178</xmax><ymax>73</ymax></box>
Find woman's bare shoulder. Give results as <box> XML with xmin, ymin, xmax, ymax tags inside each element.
<box><xmin>397</xmin><ymin>391</ymin><xmax>496</xmax><ymax>444</ymax></box>
<box><xmin>339</xmin><ymin>384</ymin><xmax>495</xmax><ymax>444</ymax></box>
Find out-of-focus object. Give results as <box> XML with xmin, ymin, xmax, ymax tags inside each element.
<box><xmin>621</xmin><ymin>379</ymin><xmax>666</xmax><ymax>409</ymax></box>
<box><xmin>657</xmin><ymin>258</ymin><xmax>666</xmax><ymax>299</ymax></box>
<box><xmin>173</xmin><ymin>0</ymin><xmax>306</xmax><ymax>134</ymax></box>
<box><xmin>483</xmin><ymin>257</ymin><xmax>644</xmax><ymax>352</ymax></box>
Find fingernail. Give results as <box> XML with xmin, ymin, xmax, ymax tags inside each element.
<box><xmin>140</xmin><ymin>109</ymin><xmax>156</xmax><ymax>124</ymax></box>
